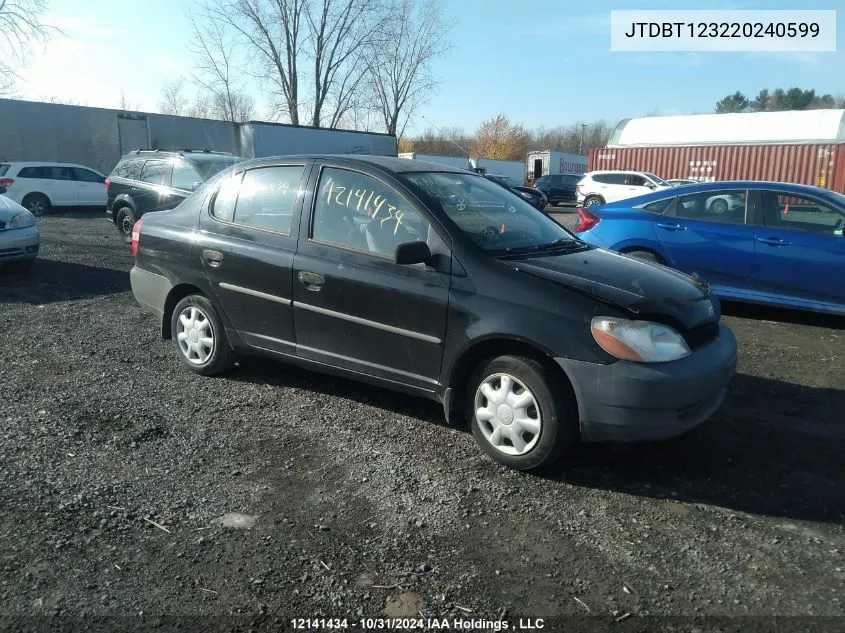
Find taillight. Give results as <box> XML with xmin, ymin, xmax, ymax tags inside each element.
<box><xmin>104</xmin><ymin>178</ymin><xmax>111</xmax><ymax>190</ymax></box>
<box><xmin>574</xmin><ymin>208</ymin><xmax>600</xmax><ymax>233</ymax></box>
<box><xmin>131</xmin><ymin>219</ymin><xmax>143</xmax><ymax>256</ymax></box>
<box><xmin>0</xmin><ymin>178</ymin><xmax>14</xmax><ymax>188</ymax></box>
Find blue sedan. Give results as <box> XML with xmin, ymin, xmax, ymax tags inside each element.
<box><xmin>573</xmin><ymin>181</ymin><xmax>845</xmax><ymax>315</ymax></box>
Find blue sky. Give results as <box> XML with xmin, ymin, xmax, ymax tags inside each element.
<box><xmin>17</xmin><ymin>0</ymin><xmax>845</xmax><ymax>136</ymax></box>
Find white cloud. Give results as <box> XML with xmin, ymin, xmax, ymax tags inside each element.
<box><xmin>46</xmin><ymin>15</ymin><xmax>128</xmax><ymax>39</ymax></box>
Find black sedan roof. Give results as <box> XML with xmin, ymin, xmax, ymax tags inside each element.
<box><xmin>244</xmin><ymin>154</ymin><xmax>473</xmax><ymax>175</ymax></box>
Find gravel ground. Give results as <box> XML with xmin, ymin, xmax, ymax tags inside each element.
<box><xmin>1</xmin><ymin>211</ymin><xmax>844</xmax><ymax>633</ymax></box>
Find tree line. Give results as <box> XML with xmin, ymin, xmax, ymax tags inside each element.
<box><xmin>401</xmin><ymin>115</ymin><xmax>613</xmax><ymax>161</ymax></box>
<box><xmin>715</xmin><ymin>87</ymin><xmax>845</xmax><ymax>113</ymax></box>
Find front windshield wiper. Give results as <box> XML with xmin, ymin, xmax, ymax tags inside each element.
<box><xmin>492</xmin><ymin>238</ymin><xmax>582</xmax><ymax>255</ymax></box>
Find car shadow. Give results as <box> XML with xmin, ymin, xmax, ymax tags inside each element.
<box><xmin>555</xmin><ymin>372</ymin><xmax>845</xmax><ymax>524</ymax></box>
<box><xmin>721</xmin><ymin>300</ymin><xmax>845</xmax><ymax>330</ymax></box>
<box><xmin>228</xmin><ymin>356</ymin><xmax>844</xmax><ymax>524</ymax></box>
<box><xmin>228</xmin><ymin>356</ymin><xmax>447</xmax><ymax>427</ymax></box>
<box><xmin>0</xmin><ymin>258</ymin><xmax>129</xmax><ymax>304</ymax></box>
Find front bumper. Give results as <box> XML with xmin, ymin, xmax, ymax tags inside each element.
<box><xmin>0</xmin><ymin>225</ymin><xmax>40</xmax><ymax>262</ymax></box>
<box><xmin>556</xmin><ymin>323</ymin><xmax>737</xmax><ymax>443</ymax></box>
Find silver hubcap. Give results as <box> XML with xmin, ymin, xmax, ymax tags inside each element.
<box><xmin>176</xmin><ymin>306</ymin><xmax>214</xmax><ymax>364</ymax></box>
<box><xmin>585</xmin><ymin>198</ymin><xmax>598</xmax><ymax>207</ymax></box>
<box><xmin>28</xmin><ymin>199</ymin><xmax>44</xmax><ymax>214</ymax></box>
<box><xmin>474</xmin><ymin>373</ymin><xmax>541</xmax><ymax>456</ymax></box>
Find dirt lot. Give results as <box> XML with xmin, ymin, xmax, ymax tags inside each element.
<box><xmin>1</xmin><ymin>211</ymin><xmax>844</xmax><ymax>632</ymax></box>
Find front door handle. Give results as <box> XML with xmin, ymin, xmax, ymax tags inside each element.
<box><xmin>202</xmin><ymin>249</ymin><xmax>224</xmax><ymax>267</ymax></box>
<box><xmin>757</xmin><ymin>236</ymin><xmax>791</xmax><ymax>247</ymax></box>
<box><xmin>298</xmin><ymin>271</ymin><xmax>326</xmax><ymax>290</ymax></box>
<box><xmin>657</xmin><ymin>222</ymin><xmax>687</xmax><ymax>231</ymax></box>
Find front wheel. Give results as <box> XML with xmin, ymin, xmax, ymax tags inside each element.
<box><xmin>115</xmin><ymin>207</ymin><xmax>136</xmax><ymax>243</ymax></box>
<box><xmin>170</xmin><ymin>294</ymin><xmax>235</xmax><ymax>376</ymax></box>
<box><xmin>468</xmin><ymin>355</ymin><xmax>577</xmax><ymax>472</ymax></box>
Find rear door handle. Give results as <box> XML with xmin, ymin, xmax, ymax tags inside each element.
<box><xmin>298</xmin><ymin>271</ymin><xmax>326</xmax><ymax>290</ymax></box>
<box><xmin>657</xmin><ymin>222</ymin><xmax>687</xmax><ymax>231</ymax></box>
<box><xmin>757</xmin><ymin>237</ymin><xmax>791</xmax><ymax>246</ymax></box>
<box><xmin>202</xmin><ymin>249</ymin><xmax>224</xmax><ymax>267</ymax></box>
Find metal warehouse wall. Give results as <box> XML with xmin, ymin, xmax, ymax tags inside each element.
<box><xmin>588</xmin><ymin>144</ymin><xmax>845</xmax><ymax>193</ymax></box>
<box><xmin>241</xmin><ymin>122</ymin><xmax>397</xmax><ymax>158</ymax></box>
<box><xmin>0</xmin><ymin>99</ymin><xmax>123</xmax><ymax>174</ymax></box>
<box><xmin>146</xmin><ymin>114</ymin><xmax>239</xmax><ymax>155</ymax></box>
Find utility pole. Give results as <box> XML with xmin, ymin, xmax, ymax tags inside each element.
<box><xmin>579</xmin><ymin>124</ymin><xmax>587</xmax><ymax>155</ymax></box>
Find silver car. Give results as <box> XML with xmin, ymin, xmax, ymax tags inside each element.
<box><xmin>0</xmin><ymin>186</ymin><xmax>40</xmax><ymax>272</ymax></box>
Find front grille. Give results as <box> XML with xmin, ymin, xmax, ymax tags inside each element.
<box><xmin>683</xmin><ymin>322</ymin><xmax>719</xmax><ymax>350</ymax></box>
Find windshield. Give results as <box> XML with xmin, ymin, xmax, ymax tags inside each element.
<box><xmin>194</xmin><ymin>157</ymin><xmax>245</xmax><ymax>181</ymax></box>
<box><xmin>401</xmin><ymin>171</ymin><xmax>577</xmax><ymax>253</ymax></box>
<box><xmin>646</xmin><ymin>172</ymin><xmax>671</xmax><ymax>187</ymax></box>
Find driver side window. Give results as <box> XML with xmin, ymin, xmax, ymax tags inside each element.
<box><xmin>311</xmin><ymin>167</ymin><xmax>429</xmax><ymax>258</ymax></box>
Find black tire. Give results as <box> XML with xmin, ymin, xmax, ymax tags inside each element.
<box><xmin>4</xmin><ymin>258</ymin><xmax>35</xmax><ymax>273</ymax></box>
<box><xmin>115</xmin><ymin>207</ymin><xmax>136</xmax><ymax>243</ymax></box>
<box><xmin>170</xmin><ymin>294</ymin><xmax>235</xmax><ymax>376</ymax></box>
<box><xmin>625</xmin><ymin>249</ymin><xmax>665</xmax><ymax>264</ymax></box>
<box><xmin>583</xmin><ymin>195</ymin><xmax>604</xmax><ymax>208</ymax></box>
<box><xmin>22</xmin><ymin>193</ymin><xmax>51</xmax><ymax>217</ymax></box>
<box><xmin>467</xmin><ymin>355</ymin><xmax>577</xmax><ymax>472</ymax></box>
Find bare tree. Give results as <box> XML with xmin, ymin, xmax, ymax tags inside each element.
<box><xmin>194</xmin><ymin>0</ymin><xmax>391</xmax><ymax>128</ymax></box>
<box><xmin>0</xmin><ymin>0</ymin><xmax>52</xmax><ymax>97</ymax></box>
<box><xmin>367</xmin><ymin>0</ymin><xmax>450</xmax><ymax>138</ymax></box>
<box><xmin>188</xmin><ymin>8</ymin><xmax>257</xmax><ymax>122</ymax></box>
<box><xmin>118</xmin><ymin>90</ymin><xmax>136</xmax><ymax>111</ymax></box>
<box><xmin>159</xmin><ymin>79</ymin><xmax>190</xmax><ymax>115</ymax></box>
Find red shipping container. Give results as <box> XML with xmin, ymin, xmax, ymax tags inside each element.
<box><xmin>588</xmin><ymin>144</ymin><xmax>845</xmax><ymax>193</ymax></box>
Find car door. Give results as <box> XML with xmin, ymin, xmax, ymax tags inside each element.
<box><xmin>137</xmin><ymin>159</ymin><xmax>180</xmax><ymax>214</ymax></box>
<box><xmin>44</xmin><ymin>166</ymin><xmax>78</xmax><ymax>206</ymax></box>
<box><xmin>71</xmin><ymin>167</ymin><xmax>106</xmax><ymax>206</ymax></box>
<box><xmin>197</xmin><ymin>162</ymin><xmax>309</xmax><ymax>353</ymax></box>
<box><xmin>751</xmin><ymin>189</ymin><xmax>845</xmax><ymax>307</ymax></box>
<box><xmin>622</xmin><ymin>174</ymin><xmax>655</xmax><ymax>201</ymax></box>
<box><xmin>292</xmin><ymin>163</ymin><xmax>451</xmax><ymax>392</ymax></box>
<box><xmin>594</xmin><ymin>173</ymin><xmax>627</xmax><ymax>202</ymax></box>
<box><xmin>655</xmin><ymin>188</ymin><xmax>756</xmax><ymax>292</ymax></box>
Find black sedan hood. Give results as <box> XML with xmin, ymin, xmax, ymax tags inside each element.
<box><xmin>504</xmin><ymin>246</ymin><xmax>719</xmax><ymax>330</ymax></box>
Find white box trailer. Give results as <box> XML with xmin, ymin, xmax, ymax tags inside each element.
<box><xmin>241</xmin><ymin>122</ymin><xmax>397</xmax><ymax>158</ymax></box>
<box><xmin>398</xmin><ymin>152</ymin><xmax>473</xmax><ymax>170</ymax></box>
<box><xmin>525</xmin><ymin>150</ymin><xmax>588</xmax><ymax>184</ymax></box>
<box><xmin>473</xmin><ymin>158</ymin><xmax>525</xmax><ymax>182</ymax></box>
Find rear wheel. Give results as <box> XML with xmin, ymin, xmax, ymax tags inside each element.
<box><xmin>583</xmin><ymin>195</ymin><xmax>604</xmax><ymax>208</ymax></box>
<box><xmin>468</xmin><ymin>355</ymin><xmax>577</xmax><ymax>472</ymax></box>
<box><xmin>115</xmin><ymin>207</ymin><xmax>136</xmax><ymax>243</ymax></box>
<box><xmin>22</xmin><ymin>193</ymin><xmax>51</xmax><ymax>216</ymax></box>
<box><xmin>170</xmin><ymin>294</ymin><xmax>235</xmax><ymax>376</ymax></box>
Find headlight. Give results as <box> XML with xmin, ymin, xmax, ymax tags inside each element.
<box><xmin>591</xmin><ymin>317</ymin><xmax>691</xmax><ymax>363</ymax></box>
<box><xmin>8</xmin><ymin>211</ymin><xmax>35</xmax><ymax>229</ymax></box>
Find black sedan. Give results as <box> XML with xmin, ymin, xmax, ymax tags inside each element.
<box><xmin>129</xmin><ymin>156</ymin><xmax>737</xmax><ymax>472</ymax></box>
<box><xmin>483</xmin><ymin>174</ymin><xmax>548</xmax><ymax>210</ymax></box>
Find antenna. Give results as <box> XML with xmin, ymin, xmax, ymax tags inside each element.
<box><xmin>422</xmin><ymin>115</ymin><xmax>472</xmax><ymax>159</ymax></box>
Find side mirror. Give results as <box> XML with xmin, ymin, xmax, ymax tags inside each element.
<box><xmin>0</xmin><ymin>186</ymin><xmax>6</xmax><ymax>195</ymax></box>
<box><xmin>646</xmin><ymin>182</ymin><xmax>657</xmax><ymax>189</ymax></box>
<box><xmin>394</xmin><ymin>241</ymin><xmax>431</xmax><ymax>266</ymax></box>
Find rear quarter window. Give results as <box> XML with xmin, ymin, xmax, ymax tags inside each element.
<box><xmin>0</xmin><ymin>164</ymin><xmax>9</xmax><ymax>177</ymax></box>
<box><xmin>112</xmin><ymin>159</ymin><xmax>143</xmax><ymax>181</ymax></box>
<box><xmin>641</xmin><ymin>198</ymin><xmax>674</xmax><ymax>214</ymax></box>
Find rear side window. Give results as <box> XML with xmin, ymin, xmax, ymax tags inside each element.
<box><xmin>48</xmin><ymin>166</ymin><xmax>74</xmax><ymax>180</ymax></box>
<box><xmin>112</xmin><ymin>159</ymin><xmax>143</xmax><ymax>181</ymax></box>
<box><xmin>17</xmin><ymin>166</ymin><xmax>47</xmax><ymax>178</ymax></box>
<box><xmin>593</xmin><ymin>173</ymin><xmax>625</xmax><ymax>185</ymax></box>
<box><xmin>231</xmin><ymin>165</ymin><xmax>305</xmax><ymax>234</ymax></box>
<box><xmin>140</xmin><ymin>160</ymin><xmax>171</xmax><ymax>186</ymax></box>
<box><xmin>642</xmin><ymin>198</ymin><xmax>673</xmax><ymax>214</ymax></box>
<box><xmin>676</xmin><ymin>190</ymin><xmax>747</xmax><ymax>224</ymax></box>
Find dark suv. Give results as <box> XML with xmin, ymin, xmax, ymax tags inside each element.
<box><xmin>106</xmin><ymin>149</ymin><xmax>245</xmax><ymax>241</ymax></box>
<box><xmin>534</xmin><ymin>173</ymin><xmax>583</xmax><ymax>207</ymax></box>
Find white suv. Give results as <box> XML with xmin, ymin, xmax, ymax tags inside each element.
<box><xmin>0</xmin><ymin>162</ymin><xmax>107</xmax><ymax>216</ymax></box>
<box><xmin>576</xmin><ymin>170</ymin><xmax>672</xmax><ymax>207</ymax></box>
